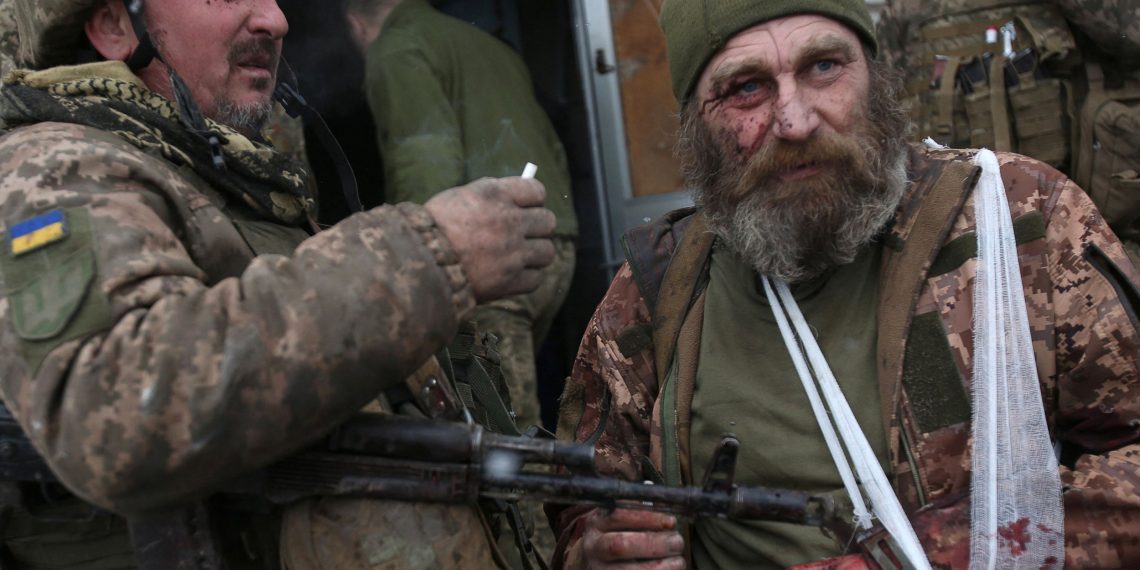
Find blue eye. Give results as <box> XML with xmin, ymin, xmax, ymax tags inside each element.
<box><xmin>815</xmin><ymin>60</ymin><xmax>835</xmax><ymax>72</ymax></box>
<box><xmin>739</xmin><ymin>81</ymin><xmax>760</xmax><ymax>93</ymax></box>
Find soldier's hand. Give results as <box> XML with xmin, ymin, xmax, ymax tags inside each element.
<box><xmin>579</xmin><ymin>507</ymin><xmax>685</xmax><ymax>569</ymax></box>
<box><xmin>425</xmin><ymin>177</ymin><xmax>556</xmax><ymax>303</ymax></box>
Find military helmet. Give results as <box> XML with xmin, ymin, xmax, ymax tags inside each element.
<box><xmin>13</xmin><ymin>0</ymin><xmax>101</xmax><ymax>69</ymax></box>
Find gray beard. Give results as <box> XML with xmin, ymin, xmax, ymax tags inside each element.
<box><xmin>700</xmin><ymin>148</ymin><xmax>909</xmax><ymax>283</ymax></box>
<box><xmin>217</xmin><ymin>100</ymin><xmax>272</xmax><ymax>138</ymax></box>
<box><xmin>684</xmin><ymin>54</ymin><xmax>913</xmax><ymax>284</ymax></box>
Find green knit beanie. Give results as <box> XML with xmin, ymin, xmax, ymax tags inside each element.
<box><xmin>659</xmin><ymin>0</ymin><xmax>879</xmax><ymax>104</ymax></box>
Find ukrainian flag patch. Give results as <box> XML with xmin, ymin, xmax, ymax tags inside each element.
<box><xmin>9</xmin><ymin>209</ymin><xmax>68</xmax><ymax>256</ymax></box>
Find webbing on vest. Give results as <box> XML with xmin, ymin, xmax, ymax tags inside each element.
<box><xmin>876</xmin><ymin>159</ymin><xmax>979</xmax><ymax>465</ymax></box>
<box><xmin>447</xmin><ymin>323</ymin><xmax>521</xmax><ymax>436</ymax></box>
<box><xmin>647</xmin><ymin>215</ymin><xmax>714</xmax><ymax>387</ymax></box>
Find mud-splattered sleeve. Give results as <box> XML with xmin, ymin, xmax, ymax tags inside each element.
<box><xmin>0</xmin><ymin>125</ymin><xmax>475</xmax><ymax>514</ymax></box>
<box><xmin>548</xmin><ymin>263</ymin><xmax>660</xmax><ymax>569</ymax></box>
<box><xmin>1044</xmin><ymin>178</ymin><xmax>1140</xmax><ymax>567</ymax></box>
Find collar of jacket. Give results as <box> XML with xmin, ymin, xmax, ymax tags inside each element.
<box><xmin>0</xmin><ymin>61</ymin><xmax>314</xmax><ymax>225</ymax></box>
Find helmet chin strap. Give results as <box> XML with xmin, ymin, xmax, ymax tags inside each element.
<box><xmin>120</xmin><ymin>0</ymin><xmax>363</xmax><ymax>215</ymax></box>
<box><xmin>122</xmin><ymin>0</ymin><xmax>157</xmax><ymax>70</ymax></box>
<box><xmin>121</xmin><ymin>0</ymin><xmax>226</xmax><ymax>170</ymax></box>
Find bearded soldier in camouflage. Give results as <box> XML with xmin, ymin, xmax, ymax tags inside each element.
<box><xmin>0</xmin><ymin>0</ymin><xmax>556</xmax><ymax>568</ymax></box>
<box><xmin>550</xmin><ymin>0</ymin><xmax>1140</xmax><ymax>568</ymax></box>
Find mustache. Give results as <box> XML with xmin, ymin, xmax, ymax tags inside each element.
<box><xmin>228</xmin><ymin>37</ymin><xmax>281</xmax><ymax>71</ymax></box>
<box><xmin>733</xmin><ymin>132</ymin><xmax>870</xmax><ymax>203</ymax></box>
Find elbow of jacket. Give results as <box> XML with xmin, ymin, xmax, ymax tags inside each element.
<box><xmin>47</xmin><ymin>451</ymin><xmax>205</xmax><ymax>515</ymax></box>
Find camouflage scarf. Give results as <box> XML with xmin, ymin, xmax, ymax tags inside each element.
<box><xmin>0</xmin><ymin>61</ymin><xmax>313</xmax><ymax>224</ymax></box>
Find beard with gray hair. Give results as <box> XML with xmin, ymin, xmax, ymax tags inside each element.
<box><xmin>679</xmin><ymin>58</ymin><xmax>912</xmax><ymax>283</ymax></box>
<box><xmin>215</xmin><ymin>36</ymin><xmax>279</xmax><ymax>137</ymax></box>
<box><xmin>216</xmin><ymin>99</ymin><xmax>273</xmax><ymax>137</ymax></box>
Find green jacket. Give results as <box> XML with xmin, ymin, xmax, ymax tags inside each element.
<box><xmin>365</xmin><ymin>0</ymin><xmax>578</xmax><ymax>237</ymax></box>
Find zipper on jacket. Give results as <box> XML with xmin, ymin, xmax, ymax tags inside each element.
<box><xmin>898</xmin><ymin>422</ymin><xmax>928</xmax><ymax>508</ymax></box>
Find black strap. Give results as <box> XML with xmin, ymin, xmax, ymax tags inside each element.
<box><xmin>120</xmin><ymin>0</ymin><xmax>226</xmax><ymax>170</ymax></box>
<box><xmin>504</xmin><ymin>501</ymin><xmax>551</xmax><ymax>570</ymax></box>
<box><xmin>620</xmin><ymin>207</ymin><xmax>698</xmax><ymax>320</ymax></box>
<box><xmin>274</xmin><ymin>61</ymin><xmax>363</xmax><ymax>214</ymax></box>
<box><xmin>169</xmin><ymin>71</ymin><xmax>226</xmax><ymax>169</ymax></box>
<box><xmin>122</xmin><ymin>0</ymin><xmax>157</xmax><ymax>70</ymax></box>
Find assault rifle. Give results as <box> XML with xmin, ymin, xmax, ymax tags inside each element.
<box><xmin>255</xmin><ymin>414</ymin><xmax>828</xmax><ymax>522</ymax></box>
<box><xmin>0</xmin><ymin>406</ymin><xmax>838</xmax><ymax>570</ymax></box>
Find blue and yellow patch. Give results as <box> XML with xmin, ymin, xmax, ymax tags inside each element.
<box><xmin>9</xmin><ymin>210</ymin><xmax>68</xmax><ymax>256</ymax></box>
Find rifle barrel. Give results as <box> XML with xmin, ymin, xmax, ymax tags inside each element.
<box><xmin>331</xmin><ymin>415</ymin><xmax>594</xmax><ymax>471</ymax></box>
<box><xmin>485</xmin><ymin>471</ymin><xmax>824</xmax><ymax>526</ymax></box>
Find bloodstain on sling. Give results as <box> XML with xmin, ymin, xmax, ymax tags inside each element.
<box><xmin>997</xmin><ymin>517</ymin><xmax>1032</xmax><ymax>556</ymax></box>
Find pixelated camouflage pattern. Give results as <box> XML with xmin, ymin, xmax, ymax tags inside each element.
<box><xmin>2</xmin><ymin>62</ymin><xmax>314</xmax><ymax>224</ymax></box>
<box><xmin>474</xmin><ymin>237</ymin><xmax>576</xmax><ymax>434</ymax></box>
<box><xmin>12</xmin><ymin>0</ymin><xmax>94</xmax><ymax>69</ymax></box>
<box><xmin>0</xmin><ymin>0</ymin><xmax>17</xmax><ymax>78</ymax></box>
<box><xmin>551</xmin><ymin>146</ymin><xmax>1140</xmax><ymax>568</ymax></box>
<box><xmin>0</xmin><ymin>79</ymin><xmax>476</xmax><ymax>516</ymax></box>
<box><xmin>280</xmin><ymin>493</ymin><xmax>499</xmax><ymax>569</ymax></box>
<box><xmin>264</xmin><ymin>105</ymin><xmax>309</xmax><ymax>168</ymax></box>
<box><xmin>877</xmin><ymin>0</ymin><xmax>1010</xmax><ymax>68</ymax></box>
<box><xmin>1054</xmin><ymin>0</ymin><xmax>1140</xmax><ymax>63</ymax></box>
<box><xmin>880</xmin><ymin>0</ymin><xmax>1140</xmax><ymax>65</ymax></box>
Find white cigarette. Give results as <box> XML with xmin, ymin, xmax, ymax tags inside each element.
<box><xmin>521</xmin><ymin>162</ymin><xmax>538</xmax><ymax>179</ymax></box>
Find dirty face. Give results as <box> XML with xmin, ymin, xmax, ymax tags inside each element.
<box><xmin>140</xmin><ymin>0</ymin><xmax>289</xmax><ymax>135</ymax></box>
<box><xmin>683</xmin><ymin>14</ymin><xmax>910</xmax><ymax>282</ymax></box>
<box><xmin>693</xmin><ymin>14</ymin><xmax>870</xmax><ymax>172</ymax></box>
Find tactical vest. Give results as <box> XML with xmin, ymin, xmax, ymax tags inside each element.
<box><xmin>879</xmin><ymin>0</ymin><xmax>1140</xmax><ymax>247</ymax></box>
<box><xmin>226</xmin><ymin>205</ymin><xmax>537</xmax><ymax>570</ymax></box>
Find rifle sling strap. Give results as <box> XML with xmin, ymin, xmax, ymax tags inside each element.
<box><xmin>446</xmin><ymin>327</ymin><xmax>521</xmax><ymax>435</ymax></box>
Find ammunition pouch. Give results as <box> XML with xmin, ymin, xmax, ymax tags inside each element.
<box><xmin>899</xmin><ymin>1</ymin><xmax>1079</xmax><ymax>167</ymax></box>
<box><xmin>887</xmin><ymin>0</ymin><xmax>1140</xmax><ymax>254</ymax></box>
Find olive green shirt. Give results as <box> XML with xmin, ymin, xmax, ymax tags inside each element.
<box><xmin>364</xmin><ymin>0</ymin><xmax>578</xmax><ymax>237</ymax></box>
<box><xmin>689</xmin><ymin>241</ymin><xmax>887</xmax><ymax>569</ymax></box>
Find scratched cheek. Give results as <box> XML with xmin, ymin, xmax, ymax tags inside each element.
<box><xmin>731</xmin><ymin>114</ymin><xmax>770</xmax><ymax>158</ymax></box>
<box><xmin>705</xmin><ymin>107</ymin><xmax>771</xmax><ymax>160</ymax></box>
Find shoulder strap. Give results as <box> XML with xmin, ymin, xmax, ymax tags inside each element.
<box><xmin>622</xmin><ymin>207</ymin><xmax>698</xmax><ymax>320</ymax></box>
<box><xmin>445</xmin><ymin>323</ymin><xmax>521</xmax><ymax>436</ymax></box>
<box><xmin>877</xmin><ymin>157</ymin><xmax>979</xmax><ymax>451</ymax></box>
<box><xmin>649</xmin><ymin>215</ymin><xmax>715</xmax><ymax>387</ymax></box>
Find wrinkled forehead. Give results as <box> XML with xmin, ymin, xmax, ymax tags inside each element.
<box><xmin>711</xmin><ymin>15</ymin><xmax>861</xmax><ymax>74</ymax></box>
<box><xmin>696</xmin><ymin>14</ymin><xmax>865</xmax><ymax>93</ymax></box>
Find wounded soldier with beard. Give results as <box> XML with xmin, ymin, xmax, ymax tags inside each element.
<box><xmin>548</xmin><ymin>0</ymin><xmax>1140</xmax><ymax>569</ymax></box>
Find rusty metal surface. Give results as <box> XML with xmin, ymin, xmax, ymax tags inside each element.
<box><xmin>610</xmin><ymin>0</ymin><xmax>685</xmax><ymax>198</ymax></box>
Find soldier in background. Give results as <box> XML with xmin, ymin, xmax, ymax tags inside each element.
<box><xmin>878</xmin><ymin>0</ymin><xmax>1140</xmax><ymax>266</ymax></box>
<box><xmin>345</xmin><ymin>0</ymin><xmax>579</xmax><ymax>438</ymax></box>
<box><xmin>0</xmin><ymin>0</ymin><xmax>555</xmax><ymax>567</ymax></box>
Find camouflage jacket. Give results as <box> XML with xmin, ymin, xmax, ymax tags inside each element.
<box><xmin>0</xmin><ymin>64</ymin><xmax>475</xmax><ymax>515</ymax></box>
<box><xmin>552</xmin><ymin>147</ymin><xmax>1140</xmax><ymax>568</ymax></box>
<box><xmin>879</xmin><ymin>0</ymin><xmax>1140</xmax><ymax>68</ymax></box>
